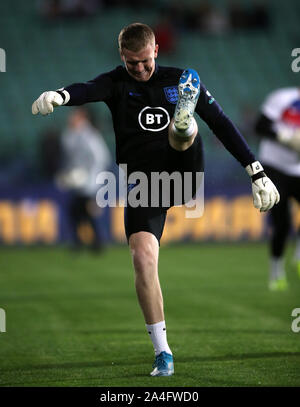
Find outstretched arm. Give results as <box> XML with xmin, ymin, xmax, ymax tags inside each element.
<box><xmin>196</xmin><ymin>84</ymin><xmax>280</xmax><ymax>211</ymax></box>
<box><xmin>32</xmin><ymin>73</ymin><xmax>113</xmax><ymax>115</ymax></box>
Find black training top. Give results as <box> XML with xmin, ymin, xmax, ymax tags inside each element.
<box><xmin>63</xmin><ymin>64</ymin><xmax>255</xmax><ymax>170</ymax></box>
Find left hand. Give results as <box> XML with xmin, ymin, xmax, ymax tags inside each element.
<box><xmin>251</xmin><ymin>176</ymin><xmax>280</xmax><ymax>212</ymax></box>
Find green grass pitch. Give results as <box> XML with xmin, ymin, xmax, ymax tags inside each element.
<box><xmin>0</xmin><ymin>242</ymin><xmax>299</xmax><ymax>387</ymax></box>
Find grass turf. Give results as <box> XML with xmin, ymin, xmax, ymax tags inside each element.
<box><xmin>0</xmin><ymin>242</ymin><xmax>299</xmax><ymax>387</ymax></box>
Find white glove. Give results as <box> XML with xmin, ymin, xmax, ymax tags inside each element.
<box><xmin>245</xmin><ymin>161</ymin><xmax>280</xmax><ymax>212</ymax></box>
<box><xmin>275</xmin><ymin>122</ymin><xmax>300</xmax><ymax>153</ymax></box>
<box><xmin>32</xmin><ymin>90</ymin><xmax>69</xmax><ymax>115</ymax></box>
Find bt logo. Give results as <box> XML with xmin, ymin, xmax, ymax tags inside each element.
<box><xmin>138</xmin><ymin>106</ymin><xmax>170</xmax><ymax>132</ymax></box>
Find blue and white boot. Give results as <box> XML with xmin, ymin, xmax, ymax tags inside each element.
<box><xmin>150</xmin><ymin>351</ymin><xmax>174</xmax><ymax>377</ymax></box>
<box><xmin>174</xmin><ymin>68</ymin><xmax>200</xmax><ymax>132</ymax></box>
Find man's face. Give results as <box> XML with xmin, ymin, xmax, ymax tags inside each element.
<box><xmin>120</xmin><ymin>42</ymin><xmax>159</xmax><ymax>82</ymax></box>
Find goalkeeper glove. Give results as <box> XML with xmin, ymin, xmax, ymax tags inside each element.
<box><xmin>245</xmin><ymin>161</ymin><xmax>280</xmax><ymax>212</ymax></box>
<box><xmin>32</xmin><ymin>89</ymin><xmax>70</xmax><ymax>115</ymax></box>
<box><xmin>275</xmin><ymin>122</ymin><xmax>300</xmax><ymax>153</ymax></box>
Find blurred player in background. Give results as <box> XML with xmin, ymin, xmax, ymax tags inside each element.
<box><xmin>32</xmin><ymin>23</ymin><xmax>279</xmax><ymax>376</ymax></box>
<box><xmin>57</xmin><ymin>107</ymin><xmax>112</xmax><ymax>251</ymax></box>
<box><xmin>255</xmin><ymin>87</ymin><xmax>300</xmax><ymax>291</ymax></box>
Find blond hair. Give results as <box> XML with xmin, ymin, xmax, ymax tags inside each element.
<box><xmin>118</xmin><ymin>23</ymin><xmax>155</xmax><ymax>52</ymax></box>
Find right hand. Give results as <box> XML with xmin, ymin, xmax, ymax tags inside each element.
<box><xmin>32</xmin><ymin>91</ymin><xmax>64</xmax><ymax>115</ymax></box>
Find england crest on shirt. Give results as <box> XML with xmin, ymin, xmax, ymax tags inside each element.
<box><xmin>164</xmin><ymin>86</ymin><xmax>178</xmax><ymax>104</ymax></box>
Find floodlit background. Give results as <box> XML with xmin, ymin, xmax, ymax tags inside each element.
<box><xmin>0</xmin><ymin>0</ymin><xmax>299</xmax><ymax>245</ymax></box>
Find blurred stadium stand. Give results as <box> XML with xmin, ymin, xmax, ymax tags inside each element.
<box><xmin>0</xmin><ymin>0</ymin><xmax>299</xmax><ymax>244</ymax></box>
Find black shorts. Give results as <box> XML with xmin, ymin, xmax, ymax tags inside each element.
<box><xmin>124</xmin><ymin>134</ymin><xmax>204</xmax><ymax>243</ymax></box>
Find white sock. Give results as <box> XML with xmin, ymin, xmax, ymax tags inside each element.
<box><xmin>172</xmin><ymin>117</ymin><xmax>196</xmax><ymax>137</ymax></box>
<box><xmin>270</xmin><ymin>257</ymin><xmax>285</xmax><ymax>280</ymax></box>
<box><xmin>146</xmin><ymin>321</ymin><xmax>172</xmax><ymax>356</ymax></box>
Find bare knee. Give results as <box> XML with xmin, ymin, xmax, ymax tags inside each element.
<box><xmin>131</xmin><ymin>242</ymin><xmax>156</xmax><ymax>273</ymax></box>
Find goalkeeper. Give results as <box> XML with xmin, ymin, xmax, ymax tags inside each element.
<box><xmin>255</xmin><ymin>87</ymin><xmax>300</xmax><ymax>291</ymax></box>
<box><xmin>32</xmin><ymin>23</ymin><xmax>279</xmax><ymax>377</ymax></box>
